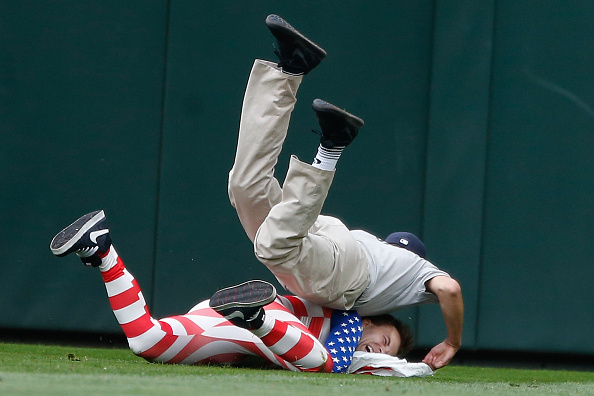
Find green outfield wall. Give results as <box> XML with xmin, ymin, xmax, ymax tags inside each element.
<box><xmin>1</xmin><ymin>1</ymin><xmax>592</xmax><ymax>356</ymax></box>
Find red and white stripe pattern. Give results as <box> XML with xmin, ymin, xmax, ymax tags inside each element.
<box><xmin>99</xmin><ymin>248</ymin><xmax>334</xmax><ymax>372</ymax></box>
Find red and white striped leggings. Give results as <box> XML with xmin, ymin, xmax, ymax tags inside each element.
<box><xmin>99</xmin><ymin>247</ymin><xmax>333</xmax><ymax>372</ymax></box>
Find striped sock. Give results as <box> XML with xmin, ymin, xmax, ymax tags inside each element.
<box><xmin>99</xmin><ymin>247</ymin><xmax>119</xmax><ymax>272</ymax></box>
<box><xmin>312</xmin><ymin>145</ymin><xmax>344</xmax><ymax>171</ymax></box>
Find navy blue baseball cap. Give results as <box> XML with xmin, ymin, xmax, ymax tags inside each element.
<box><xmin>385</xmin><ymin>232</ymin><xmax>426</xmax><ymax>258</ymax></box>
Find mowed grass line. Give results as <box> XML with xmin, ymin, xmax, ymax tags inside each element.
<box><xmin>1</xmin><ymin>343</ymin><xmax>593</xmax><ymax>396</ymax></box>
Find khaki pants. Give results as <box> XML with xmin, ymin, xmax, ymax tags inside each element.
<box><xmin>228</xmin><ymin>60</ymin><xmax>369</xmax><ymax>310</ymax></box>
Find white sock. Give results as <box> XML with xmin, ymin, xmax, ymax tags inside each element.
<box><xmin>312</xmin><ymin>145</ymin><xmax>344</xmax><ymax>171</ymax></box>
<box><xmin>99</xmin><ymin>246</ymin><xmax>119</xmax><ymax>272</ymax></box>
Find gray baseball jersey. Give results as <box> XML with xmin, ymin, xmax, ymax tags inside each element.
<box><xmin>350</xmin><ymin>230</ymin><xmax>450</xmax><ymax>316</ymax></box>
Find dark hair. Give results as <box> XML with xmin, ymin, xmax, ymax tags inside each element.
<box><xmin>362</xmin><ymin>314</ymin><xmax>414</xmax><ymax>358</ymax></box>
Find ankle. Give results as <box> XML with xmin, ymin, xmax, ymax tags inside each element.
<box><xmin>312</xmin><ymin>145</ymin><xmax>343</xmax><ymax>171</ymax></box>
<box><xmin>99</xmin><ymin>247</ymin><xmax>119</xmax><ymax>272</ymax></box>
<box><xmin>250</xmin><ymin>313</ymin><xmax>274</xmax><ymax>336</ymax></box>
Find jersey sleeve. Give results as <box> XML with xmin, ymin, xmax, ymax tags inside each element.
<box><xmin>324</xmin><ymin>310</ymin><xmax>362</xmax><ymax>373</ymax></box>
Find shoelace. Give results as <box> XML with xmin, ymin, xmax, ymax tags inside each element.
<box><xmin>273</xmin><ymin>43</ymin><xmax>303</xmax><ymax>74</ymax></box>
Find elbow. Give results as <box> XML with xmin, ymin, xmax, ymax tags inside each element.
<box><xmin>437</xmin><ymin>278</ymin><xmax>462</xmax><ymax>299</ymax></box>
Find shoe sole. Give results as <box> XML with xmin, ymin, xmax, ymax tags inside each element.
<box><xmin>209</xmin><ymin>280</ymin><xmax>277</xmax><ymax>311</ymax></box>
<box><xmin>265</xmin><ymin>14</ymin><xmax>327</xmax><ymax>59</ymax></box>
<box><xmin>50</xmin><ymin>210</ymin><xmax>105</xmax><ymax>256</ymax></box>
<box><xmin>312</xmin><ymin>99</ymin><xmax>365</xmax><ymax>128</ymax></box>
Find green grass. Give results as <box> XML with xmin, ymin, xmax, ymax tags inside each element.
<box><xmin>1</xmin><ymin>342</ymin><xmax>593</xmax><ymax>395</ymax></box>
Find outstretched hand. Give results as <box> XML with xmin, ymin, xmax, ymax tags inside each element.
<box><xmin>422</xmin><ymin>340</ymin><xmax>459</xmax><ymax>370</ymax></box>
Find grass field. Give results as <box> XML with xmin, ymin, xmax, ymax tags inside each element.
<box><xmin>1</xmin><ymin>342</ymin><xmax>593</xmax><ymax>395</ymax></box>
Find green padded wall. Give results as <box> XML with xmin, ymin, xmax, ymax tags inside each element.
<box><xmin>477</xmin><ymin>0</ymin><xmax>594</xmax><ymax>353</ymax></box>
<box><xmin>419</xmin><ymin>0</ymin><xmax>495</xmax><ymax>350</ymax></box>
<box><xmin>420</xmin><ymin>0</ymin><xmax>594</xmax><ymax>354</ymax></box>
<box><xmin>0</xmin><ymin>1</ymin><xmax>168</xmax><ymax>332</ymax></box>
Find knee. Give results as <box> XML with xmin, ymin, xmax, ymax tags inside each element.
<box><xmin>228</xmin><ymin>170</ymin><xmax>254</xmax><ymax>207</ymax></box>
<box><xmin>228</xmin><ymin>183</ymin><xmax>237</xmax><ymax>208</ymax></box>
<box><xmin>254</xmin><ymin>225</ymin><xmax>301</xmax><ymax>264</ymax></box>
<box><xmin>254</xmin><ymin>232</ymin><xmax>275</xmax><ymax>262</ymax></box>
<box><xmin>127</xmin><ymin>338</ymin><xmax>148</xmax><ymax>357</ymax></box>
<box><xmin>228</xmin><ymin>171</ymin><xmax>238</xmax><ymax>204</ymax></box>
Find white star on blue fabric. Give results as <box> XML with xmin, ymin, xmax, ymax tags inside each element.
<box><xmin>324</xmin><ymin>310</ymin><xmax>363</xmax><ymax>373</ymax></box>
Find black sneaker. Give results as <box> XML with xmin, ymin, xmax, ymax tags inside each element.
<box><xmin>265</xmin><ymin>14</ymin><xmax>327</xmax><ymax>75</ymax></box>
<box><xmin>312</xmin><ymin>99</ymin><xmax>365</xmax><ymax>148</ymax></box>
<box><xmin>209</xmin><ymin>280</ymin><xmax>277</xmax><ymax>330</ymax></box>
<box><xmin>49</xmin><ymin>210</ymin><xmax>112</xmax><ymax>267</ymax></box>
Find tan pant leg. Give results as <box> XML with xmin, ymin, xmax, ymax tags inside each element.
<box><xmin>228</xmin><ymin>60</ymin><xmax>303</xmax><ymax>242</ymax></box>
<box><xmin>254</xmin><ymin>156</ymin><xmax>370</xmax><ymax>310</ymax></box>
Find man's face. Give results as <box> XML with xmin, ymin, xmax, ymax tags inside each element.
<box><xmin>355</xmin><ymin>319</ymin><xmax>401</xmax><ymax>356</ymax></box>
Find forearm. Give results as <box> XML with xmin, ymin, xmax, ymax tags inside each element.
<box><xmin>427</xmin><ymin>276</ymin><xmax>464</xmax><ymax>346</ymax></box>
<box><xmin>422</xmin><ymin>277</ymin><xmax>464</xmax><ymax>369</ymax></box>
<box><xmin>439</xmin><ymin>286</ymin><xmax>464</xmax><ymax>348</ymax></box>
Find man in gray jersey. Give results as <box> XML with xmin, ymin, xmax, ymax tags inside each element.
<box><xmin>228</xmin><ymin>14</ymin><xmax>463</xmax><ymax>370</ymax></box>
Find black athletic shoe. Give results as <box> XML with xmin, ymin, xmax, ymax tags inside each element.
<box><xmin>49</xmin><ymin>210</ymin><xmax>112</xmax><ymax>267</ymax></box>
<box><xmin>265</xmin><ymin>14</ymin><xmax>327</xmax><ymax>75</ymax></box>
<box><xmin>312</xmin><ymin>99</ymin><xmax>365</xmax><ymax>148</ymax></box>
<box><xmin>209</xmin><ymin>280</ymin><xmax>277</xmax><ymax>330</ymax></box>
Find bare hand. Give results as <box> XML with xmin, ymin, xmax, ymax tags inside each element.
<box><xmin>422</xmin><ymin>340</ymin><xmax>459</xmax><ymax>370</ymax></box>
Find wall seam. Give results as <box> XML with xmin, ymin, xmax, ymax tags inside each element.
<box><xmin>415</xmin><ymin>0</ymin><xmax>440</xmax><ymax>344</ymax></box>
<box><xmin>149</xmin><ymin>0</ymin><xmax>172</xmax><ymax>312</ymax></box>
<box><xmin>474</xmin><ymin>0</ymin><xmax>498</xmax><ymax>349</ymax></box>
